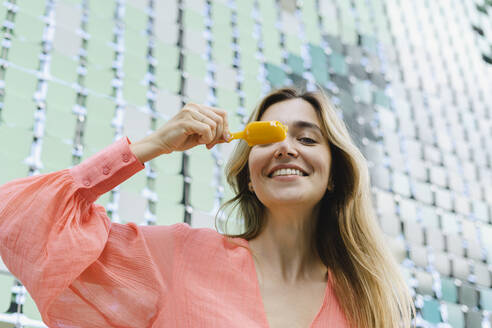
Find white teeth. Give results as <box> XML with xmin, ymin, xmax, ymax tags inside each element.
<box><xmin>271</xmin><ymin>168</ymin><xmax>305</xmax><ymax>177</ymax></box>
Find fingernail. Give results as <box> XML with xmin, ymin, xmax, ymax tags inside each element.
<box><xmin>225</xmin><ymin>133</ymin><xmax>231</xmax><ymax>141</ymax></box>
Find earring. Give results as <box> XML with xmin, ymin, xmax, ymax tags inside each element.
<box><xmin>248</xmin><ymin>182</ymin><xmax>254</xmax><ymax>192</ymax></box>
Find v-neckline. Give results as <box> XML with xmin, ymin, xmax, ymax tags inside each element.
<box><xmin>242</xmin><ymin>238</ymin><xmax>330</xmax><ymax>328</ymax></box>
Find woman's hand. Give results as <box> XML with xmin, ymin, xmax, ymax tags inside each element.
<box><xmin>130</xmin><ymin>103</ymin><xmax>230</xmax><ymax>163</ymax></box>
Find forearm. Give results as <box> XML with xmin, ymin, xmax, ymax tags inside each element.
<box><xmin>129</xmin><ymin>135</ymin><xmax>169</xmax><ymax>163</ymax></box>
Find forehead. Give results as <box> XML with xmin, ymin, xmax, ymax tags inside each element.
<box><xmin>259</xmin><ymin>98</ymin><xmax>320</xmax><ymax>126</ymax></box>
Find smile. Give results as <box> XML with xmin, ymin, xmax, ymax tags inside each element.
<box><xmin>270</xmin><ymin>168</ymin><xmax>307</xmax><ymax>177</ymax></box>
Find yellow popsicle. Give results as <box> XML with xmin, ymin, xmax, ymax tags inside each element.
<box><xmin>228</xmin><ymin>121</ymin><xmax>288</xmax><ymax>146</ymax></box>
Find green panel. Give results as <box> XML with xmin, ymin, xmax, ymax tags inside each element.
<box><xmin>86</xmin><ymin>95</ymin><xmax>115</xmax><ymax>124</ymax></box>
<box><xmin>14</xmin><ymin>10</ymin><xmax>44</xmax><ymax>42</ymax></box>
<box><xmin>285</xmin><ymin>34</ymin><xmax>302</xmax><ymax>55</ymax></box>
<box><xmin>156</xmin><ymin>65</ymin><xmax>180</xmax><ymax>96</ymax></box>
<box><xmin>479</xmin><ymin>287</ymin><xmax>492</xmax><ymax>311</ymax></box>
<box><xmin>4</xmin><ymin>67</ymin><xmax>37</xmax><ymax>97</ymax></box>
<box><xmin>85</xmin><ymin>65</ymin><xmax>114</xmax><ymax>95</ymax></box>
<box><xmin>263</xmin><ymin>45</ymin><xmax>283</xmax><ymax>67</ymax></box>
<box><xmin>359</xmin><ymin>19</ymin><xmax>375</xmax><ymax>36</ymax></box>
<box><xmin>286</xmin><ymin>53</ymin><xmax>304</xmax><ymax>75</ymax></box>
<box><xmin>94</xmin><ymin>191</ymin><xmax>110</xmax><ymax>208</ymax></box>
<box><xmin>153</xmin><ymin>151</ymin><xmax>182</xmax><ymax>175</ymax></box>
<box><xmin>191</xmin><ymin>182</ymin><xmax>216</xmax><ymax>212</ymax></box>
<box><xmin>236</xmin><ymin>0</ymin><xmax>254</xmax><ymax>13</ymax></box>
<box><xmin>309</xmin><ymin>44</ymin><xmax>326</xmax><ymax>62</ymax></box>
<box><xmin>124</xmin><ymin>28</ymin><xmax>148</xmax><ymax>58</ymax></box>
<box><xmin>9</xmin><ymin>39</ymin><xmax>41</xmax><ymax>70</ymax></box>
<box><xmin>374</xmin><ymin>90</ymin><xmax>391</xmax><ymax>108</ymax></box>
<box><xmin>361</xmin><ymin>34</ymin><xmax>378</xmax><ymax>55</ymax></box>
<box><xmin>242</xmin><ymin>58</ymin><xmax>261</xmax><ymax>80</ymax></box>
<box><xmin>184</xmin><ymin>51</ymin><xmax>207</xmax><ymax>78</ymax></box>
<box><xmin>88</xmin><ymin>0</ymin><xmax>115</xmax><ymax>18</ymax></box>
<box><xmin>123</xmin><ymin>76</ymin><xmax>147</xmax><ymax>106</ymax></box>
<box><xmin>212</xmin><ymin>21</ymin><xmax>233</xmax><ymax>42</ymax></box>
<box><xmin>213</xmin><ymin>45</ymin><xmax>234</xmax><ymax>67</ymax></box>
<box><xmin>237</xmin><ymin>16</ymin><xmax>254</xmax><ymax>35</ymax></box>
<box><xmin>84</xmin><ymin>120</ymin><xmax>114</xmax><ymax>154</ymax></box>
<box><xmin>309</xmin><ymin>44</ymin><xmax>329</xmax><ymax>85</ymax></box>
<box><xmin>86</xmin><ymin>16</ymin><xmax>114</xmax><ymax>43</ymax></box>
<box><xmin>156</xmin><ymin>201</ymin><xmax>184</xmax><ymax>226</ymax></box>
<box><xmin>0</xmin><ymin>5</ymin><xmax>5</xmax><ymax>25</ymax></box>
<box><xmin>304</xmin><ymin>23</ymin><xmax>322</xmax><ymax>44</ymax></box>
<box><xmin>17</xmin><ymin>0</ymin><xmax>46</xmax><ymax>17</ymax></box>
<box><xmin>2</xmin><ymin>93</ymin><xmax>36</xmax><ymax>129</ymax></box>
<box><xmin>445</xmin><ymin>302</ymin><xmax>464</xmax><ymax>328</ymax></box>
<box><xmin>242</xmin><ymin>77</ymin><xmax>262</xmax><ymax>111</ymax></box>
<box><xmin>265</xmin><ymin>63</ymin><xmax>288</xmax><ymax>88</ymax></box>
<box><xmin>328</xmin><ymin>52</ymin><xmax>348</xmax><ymax>75</ymax></box>
<box><xmin>86</xmin><ymin>38</ymin><xmax>114</xmax><ymax>68</ymax></box>
<box><xmin>440</xmin><ymin>277</ymin><xmax>458</xmax><ymax>303</ymax></box>
<box><xmin>211</xmin><ymin>2</ymin><xmax>231</xmax><ymax>26</ymax></box>
<box><xmin>45</xmin><ymin>105</ymin><xmax>76</xmax><ymax>140</ymax></box>
<box><xmin>0</xmin><ymin>125</ymin><xmax>32</xmax><ymax>162</ymax></box>
<box><xmin>322</xmin><ymin>16</ymin><xmax>339</xmax><ymax>37</ymax></box>
<box><xmin>124</xmin><ymin>4</ymin><xmax>147</xmax><ymax>31</ymax></box>
<box><xmin>183</xmin><ymin>8</ymin><xmax>205</xmax><ymax>31</ymax></box>
<box><xmin>0</xmin><ymin>274</ymin><xmax>14</xmax><ymax>314</ymax></box>
<box><xmin>124</xmin><ymin>52</ymin><xmax>147</xmax><ymax>80</ymax></box>
<box><xmin>421</xmin><ymin>297</ymin><xmax>442</xmax><ymax>324</ymax></box>
<box><xmin>213</xmin><ymin>31</ymin><xmax>233</xmax><ymax>49</ymax></box>
<box><xmin>46</xmin><ymin>81</ymin><xmax>77</xmax><ymax>110</ymax></box>
<box><xmin>155</xmin><ymin>173</ymin><xmax>184</xmax><ymax>204</ymax></box>
<box><xmin>258</xmin><ymin>1</ymin><xmax>276</xmax><ymax>21</ymax></box>
<box><xmin>50</xmin><ymin>51</ymin><xmax>78</xmax><ymax>83</ymax></box>
<box><xmin>352</xmin><ymin>80</ymin><xmax>372</xmax><ymax>103</ymax></box>
<box><xmin>312</xmin><ymin>67</ymin><xmax>329</xmax><ymax>86</ymax></box>
<box><xmin>154</xmin><ymin>41</ymin><xmax>179</xmax><ymax>71</ymax></box>
<box><xmin>216</xmin><ymin>87</ymin><xmax>239</xmax><ymax>111</ymax></box>
<box><xmin>40</xmin><ymin>135</ymin><xmax>73</xmax><ymax>173</ymax></box>
<box><xmin>119</xmin><ymin>168</ymin><xmax>146</xmax><ymax>193</ymax></box>
<box><xmin>228</xmin><ymin>111</ymin><xmax>244</xmax><ymax>132</ymax></box>
<box><xmin>0</xmin><ymin>153</ymin><xmax>30</xmax><ymax>184</ymax></box>
<box><xmin>189</xmin><ymin>146</ymin><xmax>215</xmax><ymax>184</ymax></box>
<box><xmin>340</xmin><ymin>23</ymin><xmax>357</xmax><ymax>45</ymax></box>
<box><xmin>238</xmin><ymin>34</ymin><xmax>257</xmax><ymax>54</ymax></box>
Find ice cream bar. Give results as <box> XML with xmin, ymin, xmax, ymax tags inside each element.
<box><xmin>228</xmin><ymin>121</ymin><xmax>288</xmax><ymax>146</ymax></box>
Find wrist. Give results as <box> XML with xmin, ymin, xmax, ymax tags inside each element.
<box><xmin>130</xmin><ymin>136</ymin><xmax>168</xmax><ymax>163</ymax></box>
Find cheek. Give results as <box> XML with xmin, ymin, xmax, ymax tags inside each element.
<box><xmin>311</xmin><ymin>153</ymin><xmax>331</xmax><ymax>180</ymax></box>
<box><xmin>248</xmin><ymin>148</ymin><xmax>269</xmax><ymax>182</ymax></box>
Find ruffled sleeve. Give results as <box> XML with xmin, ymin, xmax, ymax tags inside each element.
<box><xmin>0</xmin><ymin>137</ymin><xmax>175</xmax><ymax>327</ymax></box>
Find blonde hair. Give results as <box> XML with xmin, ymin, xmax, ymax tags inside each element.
<box><xmin>216</xmin><ymin>86</ymin><xmax>415</xmax><ymax>327</ymax></box>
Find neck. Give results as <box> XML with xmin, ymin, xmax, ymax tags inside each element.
<box><xmin>248</xmin><ymin>204</ymin><xmax>327</xmax><ymax>285</ymax></box>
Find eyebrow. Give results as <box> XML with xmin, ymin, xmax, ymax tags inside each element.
<box><xmin>291</xmin><ymin>120</ymin><xmax>323</xmax><ymax>134</ymax></box>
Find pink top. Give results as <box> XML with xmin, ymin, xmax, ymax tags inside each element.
<box><xmin>0</xmin><ymin>137</ymin><xmax>349</xmax><ymax>328</ymax></box>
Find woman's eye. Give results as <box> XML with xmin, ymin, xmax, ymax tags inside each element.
<box><xmin>298</xmin><ymin>137</ymin><xmax>316</xmax><ymax>144</ymax></box>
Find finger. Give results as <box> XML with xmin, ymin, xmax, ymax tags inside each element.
<box><xmin>189</xmin><ymin>110</ymin><xmax>218</xmax><ymax>140</ymax></box>
<box><xmin>196</xmin><ymin>106</ymin><xmax>225</xmax><ymax>145</ymax></box>
<box><xmin>185</xmin><ymin>119</ymin><xmax>214</xmax><ymax>145</ymax></box>
<box><xmin>201</xmin><ymin>105</ymin><xmax>229</xmax><ymax>141</ymax></box>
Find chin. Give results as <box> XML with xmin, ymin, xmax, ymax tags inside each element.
<box><xmin>261</xmin><ymin>194</ymin><xmax>309</xmax><ymax>206</ymax></box>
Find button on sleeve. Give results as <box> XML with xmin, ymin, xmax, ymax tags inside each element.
<box><xmin>70</xmin><ymin>137</ymin><xmax>145</xmax><ymax>202</ymax></box>
<box><xmin>102</xmin><ymin>166</ymin><xmax>111</xmax><ymax>175</ymax></box>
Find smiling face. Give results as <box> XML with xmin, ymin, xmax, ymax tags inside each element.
<box><xmin>247</xmin><ymin>98</ymin><xmax>332</xmax><ymax>211</ymax></box>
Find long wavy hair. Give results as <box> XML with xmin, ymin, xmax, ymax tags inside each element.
<box><xmin>215</xmin><ymin>86</ymin><xmax>415</xmax><ymax>327</ymax></box>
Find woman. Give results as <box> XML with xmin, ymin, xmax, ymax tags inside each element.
<box><xmin>0</xmin><ymin>87</ymin><xmax>415</xmax><ymax>327</ymax></box>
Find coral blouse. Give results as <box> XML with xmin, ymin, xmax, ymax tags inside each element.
<box><xmin>0</xmin><ymin>137</ymin><xmax>348</xmax><ymax>327</ymax></box>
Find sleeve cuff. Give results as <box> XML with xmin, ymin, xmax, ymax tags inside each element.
<box><xmin>69</xmin><ymin>137</ymin><xmax>145</xmax><ymax>203</ymax></box>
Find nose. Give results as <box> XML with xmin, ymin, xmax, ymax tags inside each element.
<box><xmin>273</xmin><ymin>137</ymin><xmax>298</xmax><ymax>159</ymax></box>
